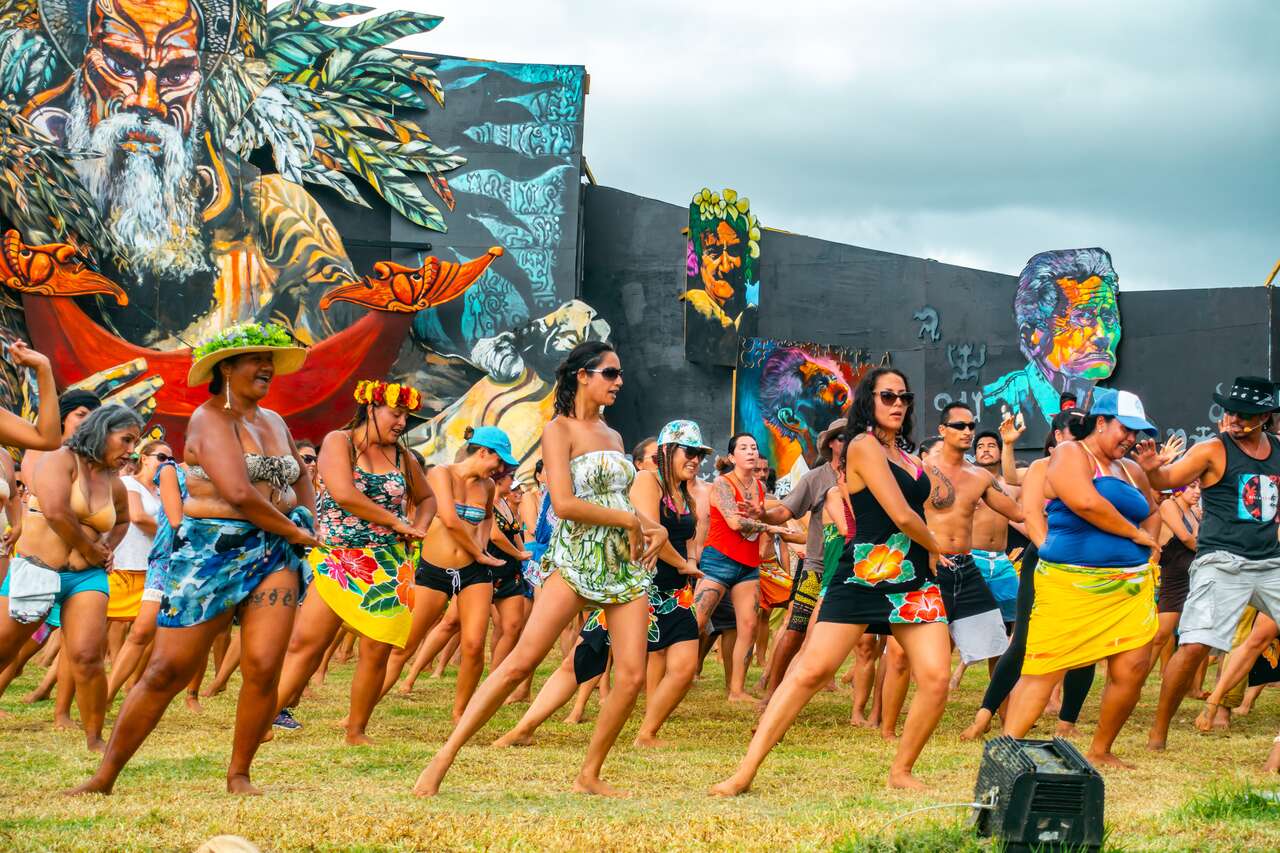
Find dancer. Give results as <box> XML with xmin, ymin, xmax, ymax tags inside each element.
<box><xmin>71</xmin><ymin>323</ymin><xmax>318</xmax><ymax>795</ymax></box>
<box><xmin>271</xmin><ymin>380</ymin><xmax>430</xmax><ymax>743</ymax></box>
<box><xmin>0</xmin><ymin>404</ymin><xmax>138</xmax><ymax>753</ymax></box>
<box><xmin>712</xmin><ymin>367</ymin><xmax>953</xmax><ymax>794</ymax></box>
<box><xmin>1149</xmin><ymin>481</ymin><xmax>1200</xmax><ymax>673</ymax></box>
<box><xmin>1002</xmin><ymin>389</ymin><xmax>1161</xmax><ymax>769</ymax></box>
<box><xmin>970</xmin><ymin>425</ymin><xmax>1023</xmax><ymax>627</ymax></box>
<box><xmin>494</xmin><ymin>419</ymin><xmax>707</xmax><ymax>749</ymax></box>
<box><xmin>1140</xmin><ymin>377</ymin><xmax>1280</xmax><ymax>752</ymax></box>
<box><xmin>414</xmin><ymin>341</ymin><xmax>664</xmax><ymax>797</ymax></box>
<box><xmin>106</xmin><ymin>442</ymin><xmax>170</xmax><ymax>655</ymax></box>
<box><xmin>694</xmin><ymin>434</ymin><xmax>782</xmax><ymax>703</ymax></box>
<box><xmin>488</xmin><ymin>470</ymin><xmax>531</xmax><ymax>668</ymax></box>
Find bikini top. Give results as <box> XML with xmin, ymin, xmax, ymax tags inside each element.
<box><xmin>187</xmin><ymin>454</ymin><xmax>301</xmax><ymax>493</ymax></box>
<box><xmin>28</xmin><ymin>456</ymin><xmax>116</xmax><ymax>533</ymax></box>
<box><xmin>455</xmin><ymin>503</ymin><xmax>487</xmax><ymax>525</ymax></box>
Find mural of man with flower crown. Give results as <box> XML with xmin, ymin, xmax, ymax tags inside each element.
<box><xmin>679</xmin><ymin>188</ymin><xmax>761</xmax><ymax>367</ymax></box>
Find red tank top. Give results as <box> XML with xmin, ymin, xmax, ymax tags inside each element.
<box><xmin>706</xmin><ymin>474</ymin><xmax>766</xmax><ymax>567</ymax></box>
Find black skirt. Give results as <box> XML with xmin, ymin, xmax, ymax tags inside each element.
<box><xmin>573</xmin><ymin>584</ymin><xmax>699</xmax><ymax>683</ymax></box>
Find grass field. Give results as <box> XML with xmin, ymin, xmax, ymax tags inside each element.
<box><xmin>2</xmin><ymin>643</ymin><xmax>1280</xmax><ymax>852</ymax></box>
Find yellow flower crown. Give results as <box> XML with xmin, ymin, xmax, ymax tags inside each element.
<box><xmin>354</xmin><ymin>379</ymin><xmax>423</xmax><ymax>412</ymax></box>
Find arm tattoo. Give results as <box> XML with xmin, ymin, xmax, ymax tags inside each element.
<box><xmin>990</xmin><ymin>478</ymin><xmax>1008</xmax><ymax>496</ymax></box>
<box><xmin>927</xmin><ymin>465</ymin><xmax>956</xmax><ymax>510</ymax></box>
<box><xmin>712</xmin><ymin>478</ymin><xmax>768</xmax><ymax>535</ymax></box>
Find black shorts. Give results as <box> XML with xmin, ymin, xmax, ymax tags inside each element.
<box><xmin>937</xmin><ymin>553</ymin><xmax>1001</xmax><ymax>620</ymax></box>
<box><xmin>415</xmin><ymin>559</ymin><xmax>492</xmax><ymax>599</ymax></box>
<box><xmin>492</xmin><ymin>566</ymin><xmax>526</xmax><ymax>601</ymax></box>
<box><xmin>573</xmin><ymin>586</ymin><xmax>700</xmax><ymax>683</ymax></box>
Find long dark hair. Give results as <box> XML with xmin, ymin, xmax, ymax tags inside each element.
<box><xmin>553</xmin><ymin>341</ymin><xmax>615</xmax><ymax>418</ymax></box>
<box><xmin>655</xmin><ymin>443</ymin><xmax>693</xmax><ymax>513</ymax></box>
<box><xmin>842</xmin><ymin>367</ymin><xmax>915</xmax><ymax>452</ymax></box>
<box><xmin>715</xmin><ymin>432</ymin><xmax>756</xmax><ymax>474</ymax></box>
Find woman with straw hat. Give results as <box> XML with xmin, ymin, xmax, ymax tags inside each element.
<box><xmin>70</xmin><ymin>322</ymin><xmax>319</xmax><ymax>796</ymax></box>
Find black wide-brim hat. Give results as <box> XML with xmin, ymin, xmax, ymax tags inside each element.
<box><xmin>1213</xmin><ymin>376</ymin><xmax>1280</xmax><ymax>415</ymax></box>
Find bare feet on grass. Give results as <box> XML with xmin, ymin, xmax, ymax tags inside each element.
<box><xmin>184</xmin><ymin>692</ymin><xmax>203</xmax><ymax>714</ymax></box>
<box><xmin>633</xmin><ymin>732</ymin><xmax>669</xmax><ymax>748</ymax></box>
<box><xmin>850</xmin><ymin>712</ymin><xmax>872</xmax><ymax>728</ymax></box>
<box><xmin>960</xmin><ymin>712</ymin><xmax>993</xmax><ymax>742</ymax></box>
<box><xmin>413</xmin><ymin>757</ymin><xmax>450</xmax><ymax>797</ymax></box>
<box><xmin>1055</xmin><ymin>721</ymin><xmax>1081</xmax><ymax>738</ymax></box>
<box><xmin>54</xmin><ymin>713</ymin><xmax>74</xmax><ymax>730</ymax></box>
<box><xmin>708</xmin><ymin>775</ymin><xmax>751</xmax><ymax>797</ymax></box>
<box><xmin>86</xmin><ymin>736</ymin><xmax>106</xmax><ymax>754</ymax></box>
<box><xmin>227</xmin><ymin>774</ymin><xmax>262</xmax><ymax>795</ymax></box>
<box><xmin>64</xmin><ymin>775</ymin><xmax>112</xmax><ymax>796</ymax></box>
<box><xmin>345</xmin><ymin>731</ymin><xmax>375</xmax><ymax>747</ymax></box>
<box><xmin>564</xmin><ymin>710</ymin><xmax>588</xmax><ymax>725</ymax></box>
<box><xmin>572</xmin><ymin>774</ymin><xmax>625</xmax><ymax>797</ymax></box>
<box><xmin>727</xmin><ymin>691</ymin><xmax>755</xmax><ymax>705</ymax></box>
<box><xmin>1086</xmin><ymin>751</ymin><xmax>1135</xmax><ymax>770</ymax></box>
<box><xmin>492</xmin><ymin>729</ymin><xmax>534</xmax><ymax>748</ymax></box>
<box><xmin>397</xmin><ymin>682</ymin><xmax>414</xmax><ymax>697</ymax></box>
<box><xmin>887</xmin><ymin>769</ymin><xmax>929</xmax><ymax>791</ymax></box>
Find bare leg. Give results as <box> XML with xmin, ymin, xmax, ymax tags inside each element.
<box><xmin>635</xmin><ymin>639</ymin><xmax>698</xmax><ymax>747</ymax></box>
<box><xmin>760</xmin><ymin>628</ymin><xmax>804</xmax><ymax>707</ymax></box>
<box><xmin>507</xmin><ymin>596</ymin><xmax>536</xmax><ymax>703</ymax></box>
<box><xmin>753</xmin><ymin>607</ymin><xmax>771</xmax><ymax>668</ymax></box>
<box><xmin>886</xmin><ymin>622</ymin><xmax>952</xmax><ymax>789</ymax></box>
<box><xmin>1265</xmin><ymin>731</ymin><xmax>1280</xmax><ymax>772</ymax></box>
<box><xmin>1195</xmin><ymin>616</ymin><xmax>1277</xmax><ymax>732</ymax></box>
<box><xmin>53</xmin><ymin>652</ymin><xmax>75</xmax><ymax>728</ymax></box>
<box><xmin>66</xmin><ymin>613</ymin><xmax>232</xmax><ymax>795</ymax></box>
<box><xmin>878</xmin><ymin>637</ymin><xmax>909</xmax><ymax>741</ymax></box>
<box><xmin>692</xmin><ymin>578</ymin><xmax>727</xmax><ymax>633</ymax></box>
<box><xmin>1236</xmin><ymin>684</ymin><xmax>1264</xmax><ymax>716</ymax></box>
<box><xmin>0</xmin><ymin>634</ymin><xmax>44</xmax><ymax>702</ymax></box>
<box><xmin>381</xmin><ymin>585</ymin><xmax>445</xmax><ymax>697</ymax></box>
<box><xmin>201</xmin><ymin>629</ymin><xmax>241</xmax><ymax>697</ymax></box>
<box><xmin>1003</xmin><ymin>672</ymin><xmax>1061</xmax><ymax>737</ymax></box>
<box><xmin>1146</xmin><ymin>612</ymin><xmax>1180</xmax><ymax>675</ymax></box>
<box><xmin>184</xmin><ymin>652</ymin><xmax>207</xmax><ymax>712</ymax></box>
<box><xmin>726</xmin><ymin>582</ymin><xmax>759</xmax><ymax>703</ymax></box>
<box><xmin>0</xmin><ymin>597</ymin><xmax>43</xmax><ymax>688</ymax></box>
<box><xmin>1147</xmin><ymin>642</ymin><xmax>1210</xmax><ymax>750</ymax></box>
<box><xmin>711</xmin><ymin>621</ymin><xmax>863</xmax><ymax>796</ymax></box>
<box><xmin>850</xmin><ymin>633</ymin><xmax>881</xmax><ymax>727</ymax></box>
<box><xmin>493</xmin><ymin>649</ymin><xmax>581</xmax><ymax>747</ymax></box>
<box><xmin>414</xmin><ymin>573</ymin><xmax>585</xmax><ymax>796</ymax></box>
<box><xmin>273</xmin><ymin>590</ymin><xmax>343</xmax><ymax>713</ymax></box>
<box><xmin>452</xmin><ymin>582</ymin><xmax>496</xmax><ymax>722</ymax></box>
<box><xmin>26</xmin><ymin>651</ymin><xmax>61</xmax><ymax>704</ymax></box>
<box><xmin>106</xmin><ymin>620</ymin><xmax>129</xmax><ymax>666</ymax></box>
<box><xmin>60</xmin><ymin>592</ymin><xmax>109</xmax><ymax>751</ymax></box>
<box><xmin>346</xmin><ymin>636</ymin><xmax>393</xmax><ymax>745</ymax></box>
<box><xmin>434</xmin><ymin>634</ymin><xmax>461</xmax><ymax>677</ymax></box>
<box><xmin>225</xmin><ymin>570</ymin><xmax>300</xmax><ymax>795</ymax></box>
<box><xmin>107</xmin><ymin>601</ymin><xmax>159</xmax><ymax>704</ymax></box>
<box><xmin>312</xmin><ymin>626</ymin><xmax>344</xmax><ymax>687</ymax></box>
<box><xmin>334</xmin><ymin>627</ymin><xmax>356</xmax><ymax>664</ymax></box>
<box><xmin>491</xmin><ymin>594</ymin><xmax>528</xmax><ymax>669</ymax></box>
<box><xmin>1086</xmin><ymin>645</ymin><xmax>1151</xmax><ymax>769</ymax></box>
<box><xmin>401</xmin><ymin>602</ymin><xmax>458</xmax><ymax>694</ymax></box>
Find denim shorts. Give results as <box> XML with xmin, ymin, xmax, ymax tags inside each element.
<box><xmin>699</xmin><ymin>546</ymin><xmax>759</xmax><ymax>588</ymax></box>
<box><xmin>0</xmin><ymin>558</ymin><xmax>109</xmax><ymax>628</ymax></box>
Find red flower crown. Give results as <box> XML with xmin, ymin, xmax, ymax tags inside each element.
<box><xmin>354</xmin><ymin>379</ymin><xmax>423</xmax><ymax>412</ymax></box>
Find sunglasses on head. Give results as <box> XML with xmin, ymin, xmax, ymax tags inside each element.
<box><xmin>585</xmin><ymin>367</ymin><xmax>623</xmax><ymax>381</ymax></box>
<box><xmin>877</xmin><ymin>390</ymin><xmax>914</xmax><ymax>405</ymax></box>
<box><xmin>942</xmin><ymin>421</ymin><xmax>976</xmax><ymax>432</ymax></box>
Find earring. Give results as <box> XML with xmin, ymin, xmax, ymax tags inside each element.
<box><xmin>224</xmin><ymin>382</ymin><xmax>232</xmax><ymax>410</ymax></box>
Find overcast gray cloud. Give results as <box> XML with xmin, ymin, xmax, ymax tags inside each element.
<box><xmin>368</xmin><ymin>0</ymin><xmax>1278</xmax><ymax>290</ymax></box>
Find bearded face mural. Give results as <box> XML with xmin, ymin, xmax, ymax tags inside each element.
<box><xmin>680</xmin><ymin>188</ymin><xmax>760</xmax><ymax>367</ymax></box>
<box><xmin>982</xmin><ymin>248</ymin><xmax>1122</xmax><ymax>427</ymax></box>
<box><xmin>0</xmin><ymin>0</ymin><xmax>587</xmax><ymax>450</ymax></box>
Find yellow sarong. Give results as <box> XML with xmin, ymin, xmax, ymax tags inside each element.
<box><xmin>307</xmin><ymin>541</ymin><xmax>418</xmax><ymax>648</ymax></box>
<box><xmin>1023</xmin><ymin>559</ymin><xmax>1156</xmax><ymax>675</ymax></box>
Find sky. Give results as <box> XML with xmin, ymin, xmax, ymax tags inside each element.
<box><xmin>362</xmin><ymin>0</ymin><xmax>1278</xmax><ymax>290</ymax></box>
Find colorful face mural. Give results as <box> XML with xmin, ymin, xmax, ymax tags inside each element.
<box><xmin>681</xmin><ymin>188</ymin><xmax>760</xmax><ymax>367</ymax></box>
<box><xmin>734</xmin><ymin>338</ymin><xmax>869</xmax><ymax>489</ymax></box>
<box><xmin>0</xmin><ymin>1</ymin><xmax>587</xmax><ymax>455</ymax></box>
<box><xmin>982</xmin><ymin>248</ymin><xmax>1122</xmax><ymax>427</ymax></box>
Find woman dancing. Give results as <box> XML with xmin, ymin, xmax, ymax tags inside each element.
<box><xmin>70</xmin><ymin>323</ymin><xmax>319</xmax><ymax>795</ymax></box>
<box><xmin>487</xmin><ymin>470</ymin><xmax>532</xmax><ymax>669</ymax></box>
<box><xmin>0</xmin><ymin>404</ymin><xmax>138</xmax><ymax>751</ymax></box>
<box><xmin>271</xmin><ymin>380</ymin><xmax>430</xmax><ymax>744</ymax></box>
<box><xmin>414</xmin><ymin>341</ymin><xmax>664</xmax><ymax>797</ymax></box>
<box><xmin>1149</xmin><ymin>480</ymin><xmax>1200</xmax><ymax>674</ymax></box>
<box><xmin>1002</xmin><ymin>389</ymin><xmax>1161</xmax><ymax>769</ymax></box>
<box><xmin>712</xmin><ymin>367</ymin><xmax>953</xmax><ymax>793</ymax></box>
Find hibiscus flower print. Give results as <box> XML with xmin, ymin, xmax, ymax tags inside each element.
<box><xmin>847</xmin><ymin>533</ymin><xmax>915</xmax><ymax>587</ymax></box>
<box><xmin>323</xmin><ymin>549</ymin><xmax>378</xmax><ymax>591</ymax></box>
<box><xmin>395</xmin><ymin>559</ymin><xmax>415</xmax><ymax>609</ymax></box>
<box><xmin>887</xmin><ymin>584</ymin><xmax>947</xmax><ymax>624</ymax></box>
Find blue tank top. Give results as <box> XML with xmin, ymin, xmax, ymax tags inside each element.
<box><xmin>1039</xmin><ymin>455</ymin><xmax>1150</xmax><ymax>568</ymax></box>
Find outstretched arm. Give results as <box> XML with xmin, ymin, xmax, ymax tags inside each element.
<box><xmin>982</xmin><ymin>474</ymin><xmax>1024</xmax><ymax>523</ymax></box>
<box><xmin>0</xmin><ymin>344</ymin><xmax>61</xmax><ymax>451</ymax></box>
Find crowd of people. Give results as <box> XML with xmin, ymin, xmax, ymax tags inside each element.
<box><xmin>1</xmin><ymin>322</ymin><xmax>1279</xmax><ymax>799</ymax></box>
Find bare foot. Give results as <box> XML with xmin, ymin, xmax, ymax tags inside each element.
<box><xmin>880</xmin><ymin>729</ymin><xmax>898</xmax><ymax>743</ymax></box>
<box><xmin>1233</xmin><ymin>704</ymin><xmax>1253</xmax><ymax>717</ymax></box>
<box><xmin>413</xmin><ymin>757</ymin><xmax>449</xmax><ymax>797</ymax></box>
<box><xmin>184</xmin><ymin>693</ymin><xmax>203</xmax><ymax>714</ymax></box>
<box><xmin>302</xmin><ymin>686</ymin><xmax>317</xmax><ymax>700</ymax></box>
<box><xmin>63</xmin><ymin>776</ymin><xmax>112</xmax><ymax>796</ymax></box>
<box><xmin>960</xmin><ymin>714</ymin><xmax>992</xmax><ymax>742</ymax></box>
<box><xmin>504</xmin><ymin>692</ymin><xmax>530</xmax><ymax>706</ymax></box>
<box><xmin>260</xmin><ymin>728</ymin><xmax>274</xmax><ymax>744</ymax></box>
<box><xmin>54</xmin><ymin>714</ymin><xmax>74</xmax><ymax>731</ymax></box>
<box><xmin>1193</xmin><ymin>703</ymin><xmax>1219</xmax><ymax>733</ymax></box>
<box><xmin>345</xmin><ymin>731</ymin><xmax>375</xmax><ymax>746</ymax></box>
<box><xmin>573</xmin><ymin>774</ymin><xmax>625</xmax><ymax>797</ymax></box>
<box><xmin>1213</xmin><ymin>706</ymin><xmax>1231</xmax><ymax>731</ymax></box>
<box><xmin>564</xmin><ymin>711</ymin><xmax>588</xmax><ymax>725</ymax></box>
<box><xmin>1265</xmin><ymin>747</ymin><xmax>1280</xmax><ymax>773</ymax></box>
<box><xmin>336</xmin><ymin>715</ymin><xmax>349</xmax><ymax>729</ymax></box>
<box><xmin>227</xmin><ymin>774</ymin><xmax>262</xmax><ymax>795</ymax></box>
<box><xmin>85</xmin><ymin>736</ymin><xmax>106</xmax><ymax>754</ymax></box>
<box><xmin>1190</xmin><ymin>688</ymin><xmax>1209</xmax><ymax>700</ymax></box>
<box><xmin>1045</xmin><ymin>701</ymin><xmax>1062</xmax><ymax>717</ymax></box>
<box><xmin>633</xmin><ymin>733</ymin><xmax>670</xmax><ymax>748</ymax></box>
<box><xmin>1086</xmin><ymin>751</ymin><xmax>1135</xmax><ymax>770</ymax></box>
<box><xmin>199</xmin><ymin>685</ymin><xmax>219</xmax><ymax>698</ymax></box>
<box><xmin>840</xmin><ymin>668</ymin><xmax>855</xmax><ymax>685</ymax></box>
<box><xmin>850</xmin><ymin>713</ymin><xmax>871</xmax><ymax>728</ymax></box>
<box><xmin>709</xmin><ymin>775</ymin><xmax>751</xmax><ymax>797</ymax></box>
<box><xmin>1055</xmin><ymin>721</ymin><xmax>1081</xmax><ymax>738</ymax></box>
<box><xmin>822</xmin><ymin>679</ymin><xmax>837</xmax><ymax>693</ymax></box>
<box><xmin>727</xmin><ymin>692</ymin><xmax>755</xmax><ymax>705</ymax></box>
<box><xmin>887</xmin><ymin>768</ymin><xmax>928</xmax><ymax>790</ymax></box>
<box><xmin>1146</xmin><ymin>735</ymin><xmax>1166</xmax><ymax>752</ymax></box>
<box><xmin>492</xmin><ymin>729</ymin><xmax>534</xmax><ymax>748</ymax></box>
<box><xmin>397</xmin><ymin>682</ymin><xmax>414</xmax><ymax>696</ymax></box>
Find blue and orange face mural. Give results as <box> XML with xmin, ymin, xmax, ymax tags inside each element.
<box><xmin>734</xmin><ymin>338</ymin><xmax>869</xmax><ymax>489</ymax></box>
<box><xmin>681</xmin><ymin>188</ymin><xmax>760</xmax><ymax>367</ymax></box>
<box><xmin>0</xmin><ymin>1</ymin><xmax>588</xmax><ymax>458</ymax></box>
<box><xmin>982</xmin><ymin>248</ymin><xmax>1122</xmax><ymax>426</ymax></box>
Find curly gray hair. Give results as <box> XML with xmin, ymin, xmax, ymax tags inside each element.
<box><xmin>65</xmin><ymin>404</ymin><xmax>145</xmax><ymax>464</ymax></box>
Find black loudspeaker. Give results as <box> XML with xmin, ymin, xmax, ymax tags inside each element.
<box><xmin>973</xmin><ymin>736</ymin><xmax>1104</xmax><ymax>851</ymax></box>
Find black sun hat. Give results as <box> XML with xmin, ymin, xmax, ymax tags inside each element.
<box><xmin>1213</xmin><ymin>376</ymin><xmax>1280</xmax><ymax>416</ymax></box>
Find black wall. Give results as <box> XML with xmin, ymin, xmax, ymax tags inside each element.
<box><xmin>582</xmin><ymin>184</ymin><xmax>1276</xmax><ymax>455</ymax></box>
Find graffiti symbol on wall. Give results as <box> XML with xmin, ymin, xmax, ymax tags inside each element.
<box><xmin>981</xmin><ymin>248</ymin><xmax>1121</xmax><ymax>430</ymax></box>
<box><xmin>734</xmin><ymin>337</ymin><xmax>871</xmax><ymax>491</ymax></box>
<box><xmin>947</xmin><ymin>342</ymin><xmax>987</xmax><ymax>383</ymax></box>
<box><xmin>680</xmin><ymin>188</ymin><xmax>760</xmax><ymax>367</ymax></box>
<box><xmin>913</xmin><ymin>306</ymin><xmax>941</xmax><ymax>342</ymax></box>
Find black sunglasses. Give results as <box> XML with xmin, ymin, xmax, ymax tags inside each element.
<box><xmin>148</xmin><ymin>452</ymin><xmax>174</xmax><ymax>463</ymax></box>
<box><xmin>586</xmin><ymin>367</ymin><xmax>623</xmax><ymax>381</ymax></box>
<box><xmin>679</xmin><ymin>445</ymin><xmax>709</xmax><ymax>459</ymax></box>
<box><xmin>942</xmin><ymin>421</ymin><xmax>976</xmax><ymax>432</ymax></box>
<box><xmin>300</xmin><ymin>454</ymin><xmax>318</xmax><ymax>464</ymax></box>
<box><xmin>877</xmin><ymin>390</ymin><xmax>915</xmax><ymax>405</ymax></box>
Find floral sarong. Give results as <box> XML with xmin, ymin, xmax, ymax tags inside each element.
<box><xmin>308</xmin><ymin>541</ymin><xmax>418</xmax><ymax>647</ymax></box>
<box><xmin>157</xmin><ymin>508</ymin><xmax>313</xmax><ymax>628</ymax></box>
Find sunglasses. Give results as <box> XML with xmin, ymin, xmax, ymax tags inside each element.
<box><xmin>942</xmin><ymin>421</ymin><xmax>976</xmax><ymax>432</ymax></box>
<box><xmin>877</xmin><ymin>390</ymin><xmax>915</xmax><ymax>406</ymax></box>
<box><xmin>300</xmin><ymin>455</ymin><xmax>318</xmax><ymax>464</ymax></box>
<box><xmin>147</xmin><ymin>452</ymin><xmax>174</xmax><ymax>463</ymax></box>
<box><xmin>586</xmin><ymin>367</ymin><xmax>623</xmax><ymax>381</ymax></box>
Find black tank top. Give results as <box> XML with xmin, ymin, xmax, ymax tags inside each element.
<box><xmin>1199</xmin><ymin>433</ymin><xmax>1280</xmax><ymax>560</ymax></box>
<box><xmin>833</xmin><ymin>454</ymin><xmax>932</xmax><ymax>592</ymax></box>
<box><xmin>487</xmin><ymin>500</ymin><xmax>524</xmax><ymax>577</ymax></box>
<box><xmin>652</xmin><ymin>496</ymin><xmax>696</xmax><ymax>592</ymax></box>
<box><xmin>1159</xmin><ymin>504</ymin><xmax>1197</xmax><ymax>567</ymax></box>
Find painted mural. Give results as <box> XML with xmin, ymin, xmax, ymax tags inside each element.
<box><xmin>0</xmin><ymin>0</ymin><xmax>587</xmax><ymax>457</ymax></box>
<box><xmin>981</xmin><ymin>248</ymin><xmax>1121</xmax><ymax>427</ymax></box>
<box><xmin>734</xmin><ymin>338</ymin><xmax>872</xmax><ymax>493</ymax></box>
<box><xmin>681</xmin><ymin>188</ymin><xmax>760</xmax><ymax>367</ymax></box>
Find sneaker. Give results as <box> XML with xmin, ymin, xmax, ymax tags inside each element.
<box><xmin>272</xmin><ymin>708</ymin><xmax>302</xmax><ymax>731</ymax></box>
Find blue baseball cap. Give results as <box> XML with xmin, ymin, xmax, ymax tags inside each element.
<box><xmin>1089</xmin><ymin>388</ymin><xmax>1157</xmax><ymax>436</ymax></box>
<box><xmin>468</xmin><ymin>425</ymin><xmax>518</xmax><ymax>467</ymax></box>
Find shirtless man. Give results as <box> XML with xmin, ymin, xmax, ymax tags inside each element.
<box><xmin>969</xmin><ymin>421</ymin><xmax>1024</xmax><ymax>629</ymax></box>
<box><xmin>880</xmin><ymin>402</ymin><xmax>1023</xmax><ymax>737</ymax></box>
